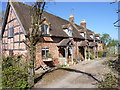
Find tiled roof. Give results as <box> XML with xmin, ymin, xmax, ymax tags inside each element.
<box><xmin>57</xmin><ymin>38</ymin><xmax>74</xmax><ymax>46</ymax></box>
<box><xmin>78</xmin><ymin>41</ymin><xmax>88</xmax><ymax>46</ymax></box>
<box><xmin>89</xmin><ymin>42</ymin><xmax>97</xmax><ymax>47</ymax></box>
<box><xmin>10</xmin><ymin>1</ymin><xmax>84</xmax><ymax>39</ymax></box>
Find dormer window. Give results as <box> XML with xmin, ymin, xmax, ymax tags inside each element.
<box><xmin>64</xmin><ymin>28</ymin><xmax>73</xmax><ymax>37</ymax></box>
<box><xmin>41</xmin><ymin>24</ymin><xmax>49</xmax><ymax>35</ymax></box>
<box><xmin>8</xmin><ymin>27</ymin><xmax>14</xmax><ymax>38</ymax></box>
<box><xmin>80</xmin><ymin>32</ymin><xmax>84</xmax><ymax>37</ymax></box>
<box><xmin>90</xmin><ymin>35</ymin><xmax>93</xmax><ymax>39</ymax></box>
<box><xmin>96</xmin><ymin>36</ymin><xmax>100</xmax><ymax>39</ymax></box>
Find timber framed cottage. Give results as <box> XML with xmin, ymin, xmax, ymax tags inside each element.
<box><xmin>0</xmin><ymin>1</ymin><xmax>102</xmax><ymax>68</ymax></box>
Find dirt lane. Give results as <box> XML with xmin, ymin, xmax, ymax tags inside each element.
<box><xmin>34</xmin><ymin>57</ymin><xmax>116</xmax><ymax>88</ymax></box>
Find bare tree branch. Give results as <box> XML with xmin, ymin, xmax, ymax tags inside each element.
<box><xmin>39</xmin><ymin>2</ymin><xmax>46</xmax><ymax>22</ymax></box>
<box><xmin>23</xmin><ymin>40</ymin><xmax>30</xmax><ymax>48</ymax></box>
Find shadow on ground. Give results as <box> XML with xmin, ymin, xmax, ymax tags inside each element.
<box><xmin>34</xmin><ymin>67</ymin><xmax>101</xmax><ymax>84</ymax></box>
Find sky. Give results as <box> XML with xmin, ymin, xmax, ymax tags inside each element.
<box><xmin>1</xmin><ymin>1</ymin><xmax>119</xmax><ymax>40</ymax></box>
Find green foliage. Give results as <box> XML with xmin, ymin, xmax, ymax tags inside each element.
<box><xmin>98</xmin><ymin>51</ymin><xmax>103</xmax><ymax>58</ymax></box>
<box><xmin>73</xmin><ymin>59</ymin><xmax>79</xmax><ymax>63</ymax></box>
<box><xmin>2</xmin><ymin>55</ymin><xmax>29</xmax><ymax>89</ymax></box>
<box><xmin>86</xmin><ymin>48</ymin><xmax>88</xmax><ymax>52</ymax></box>
<box><xmin>100</xmin><ymin>33</ymin><xmax>111</xmax><ymax>46</ymax></box>
<box><xmin>90</xmin><ymin>53</ymin><xmax>94</xmax><ymax>60</ymax></box>
<box><xmin>47</xmin><ymin>53</ymin><xmax>52</xmax><ymax>58</ymax></box>
<box><xmin>98</xmin><ymin>73</ymin><xmax>119</xmax><ymax>88</ymax></box>
<box><xmin>61</xmin><ymin>64</ymin><xmax>67</xmax><ymax>67</ymax></box>
<box><xmin>73</xmin><ymin>59</ymin><xmax>77</xmax><ymax>62</ymax></box>
<box><xmin>107</xmin><ymin>59</ymin><xmax>120</xmax><ymax>73</ymax></box>
<box><xmin>107</xmin><ymin>39</ymin><xmax>118</xmax><ymax>47</ymax></box>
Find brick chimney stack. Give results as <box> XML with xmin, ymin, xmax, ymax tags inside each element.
<box><xmin>69</xmin><ymin>14</ymin><xmax>74</xmax><ymax>23</ymax></box>
<box><xmin>80</xmin><ymin>20</ymin><xmax>86</xmax><ymax>28</ymax></box>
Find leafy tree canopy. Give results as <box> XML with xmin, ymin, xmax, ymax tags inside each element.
<box><xmin>100</xmin><ymin>33</ymin><xmax>111</xmax><ymax>46</ymax></box>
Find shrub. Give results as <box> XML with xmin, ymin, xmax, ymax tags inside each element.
<box><xmin>90</xmin><ymin>54</ymin><xmax>94</xmax><ymax>60</ymax></box>
<box><xmin>98</xmin><ymin>51</ymin><xmax>103</xmax><ymax>58</ymax></box>
<box><xmin>2</xmin><ymin>55</ymin><xmax>29</xmax><ymax>89</ymax></box>
<box><xmin>73</xmin><ymin>59</ymin><xmax>79</xmax><ymax>64</ymax></box>
<box><xmin>98</xmin><ymin>73</ymin><xmax>119</xmax><ymax>88</ymax></box>
<box><xmin>47</xmin><ymin>53</ymin><xmax>52</xmax><ymax>58</ymax></box>
<box><xmin>73</xmin><ymin>59</ymin><xmax>77</xmax><ymax>62</ymax></box>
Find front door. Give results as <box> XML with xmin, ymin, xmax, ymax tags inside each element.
<box><xmin>79</xmin><ymin>47</ymin><xmax>85</xmax><ymax>60</ymax></box>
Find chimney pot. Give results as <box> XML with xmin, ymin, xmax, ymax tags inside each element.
<box><xmin>80</xmin><ymin>19</ymin><xmax>86</xmax><ymax>28</ymax></box>
<box><xmin>69</xmin><ymin>14</ymin><xmax>74</xmax><ymax>23</ymax></box>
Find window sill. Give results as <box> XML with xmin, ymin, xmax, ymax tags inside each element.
<box><xmin>42</xmin><ymin>57</ymin><xmax>53</xmax><ymax>61</ymax></box>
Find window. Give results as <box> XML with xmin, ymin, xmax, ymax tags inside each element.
<box><xmin>64</xmin><ymin>29</ymin><xmax>73</xmax><ymax>37</ymax></box>
<box><xmin>90</xmin><ymin>35</ymin><xmax>93</xmax><ymax>39</ymax></box>
<box><xmin>96</xmin><ymin>37</ymin><xmax>100</xmax><ymax>39</ymax></box>
<box><xmin>8</xmin><ymin>27</ymin><xmax>14</xmax><ymax>38</ymax></box>
<box><xmin>80</xmin><ymin>32</ymin><xmax>84</xmax><ymax>37</ymax></box>
<box><xmin>41</xmin><ymin>24</ymin><xmax>49</xmax><ymax>35</ymax></box>
<box><xmin>9</xmin><ymin>50</ymin><xmax>13</xmax><ymax>56</ymax></box>
<box><xmin>42</xmin><ymin>47</ymin><xmax>49</xmax><ymax>58</ymax></box>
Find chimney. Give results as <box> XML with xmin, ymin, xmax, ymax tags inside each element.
<box><xmin>69</xmin><ymin>14</ymin><xmax>74</xmax><ymax>23</ymax></box>
<box><xmin>80</xmin><ymin>20</ymin><xmax>86</xmax><ymax>28</ymax></box>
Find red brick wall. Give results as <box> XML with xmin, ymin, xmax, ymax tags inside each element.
<box><xmin>35</xmin><ymin>38</ymin><xmax>60</xmax><ymax>68</ymax></box>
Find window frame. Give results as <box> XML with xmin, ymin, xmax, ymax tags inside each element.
<box><xmin>64</xmin><ymin>28</ymin><xmax>73</xmax><ymax>37</ymax></box>
<box><xmin>80</xmin><ymin>32</ymin><xmax>84</xmax><ymax>37</ymax></box>
<box><xmin>42</xmin><ymin>47</ymin><xmax>49</xmax><ymax>58</ymax></box>
<box><xmin>8</xmin><ymin>27</ymin><xmax>14</xmax><ymax>38</ymax></box>
<box><xmin>41</xmin><ymin>24</ymin><xmax>49</xmax><ymax>35</ymax></box>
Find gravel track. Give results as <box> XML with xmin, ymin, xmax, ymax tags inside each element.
<box><xmin>34</xmin><ymin>57</ymin><xmax>116</xmax><ymax>88</ymax></box>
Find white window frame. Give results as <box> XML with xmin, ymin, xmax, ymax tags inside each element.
<box><xmin>80</xmin><ymin>32</ymin><xmax>84</xmax><ymax>37</ymax></box>
<box><xmin>64</xmin><ymin>28</ymin><xmax>73</xmax><ymax>37</ymax></box>
<box><xmin>41</xmin><ymin>24</ymin><xmax>49</xmax><ymax>35</ymax></box>
<box><xmin>8</xmin><ymin>27</ymin><xmax>14</xmax><ymax>38</ymax></box>
<box><xmin>42</xmin><ymin>47</ymin><xmax>49</xmax><ymax>58</ymax></box>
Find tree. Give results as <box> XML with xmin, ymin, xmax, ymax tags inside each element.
<box><xmin>0</xmin><ymin>10</ymin><xmax>5</xmax><ymax>89</ymax></box>
<box><xmin>100</xmin><ymin>33</ymin><xmax>111</xmax><ymax>51</ymax></box>
<box><xmin>23</xmin><ymin>1</ymin><xmax>46</xmax><ymax>88</ymax></box>
<box><xmin>107</xmin><ymin>39</ymin><xmax>118</xmax><ymax>47</ymax></box>
<box><xmin>0</xmin><ymin>11</ymin><xmax>5</xmax><ymax>26</ymax></box>
<box><xmin>107</xmin><ymin>39</ymin><xmax>118</xmax><ymax>54</ymax></box>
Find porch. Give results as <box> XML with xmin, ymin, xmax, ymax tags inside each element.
<box><xmin>57</xmin><ymin>38</ymin><xmax>74</xmax><ymax>66</ymax></box>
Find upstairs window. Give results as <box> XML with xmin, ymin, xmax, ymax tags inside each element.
<box><xmin>8</xmin><ymin>27</ymin><xmax>14</xmax><ymax>38</ymax></box>
<box><xmin>96</xmin><ymin>37</ymin><xmax>100</xmax><ymax>39</ymax></box>
<box><xmin>41</xmin><ymin>24</ymin><xmax>49</xmax><ymax>35</ymax></box>
<box><xmin>90</xmin><ymin>35</ymin><xmax>93</xmax><ymax>39</ymax></box>
<box><xmin>42</xmin><ymin>47</ymin><xmax>49</xmax><ymax>58</ymax></box>
<box><xmin>64</xmin><ymin>28</ymin><xmax>73</xmax><ymax>37</ymax></box>
<box><xmin>80</xmin><ymin>32</ymin><xmax>84</xmax><ymax>37</ymax></box>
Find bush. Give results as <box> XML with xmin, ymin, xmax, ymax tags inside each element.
<box><xmin>2</xmin><ymin>55</ymin><xmax>29</xmax><ymax>89</ymax></box>
<box><xmin>98</xmin><ymin>73</ymin><xmax>119</xmax><ymax>88</ymax></box>
<box><xmin>98</xmin><ymin>51</ymin><xmax>103</xmax><ymax>58</ymax></box>
<box><xmin>47</xmin><ymin>53</ymin><xmax>52</xmax><ymax>58</ymax></box>
<box><xmin>73</xmin><ymin>59</ymin><xmax>79</xmax><ymax>64</ymax></box>
<box><xmin>90</xmin><ymin>54</ymin><xmax>94</xmax><ymax>60</ymax></box>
